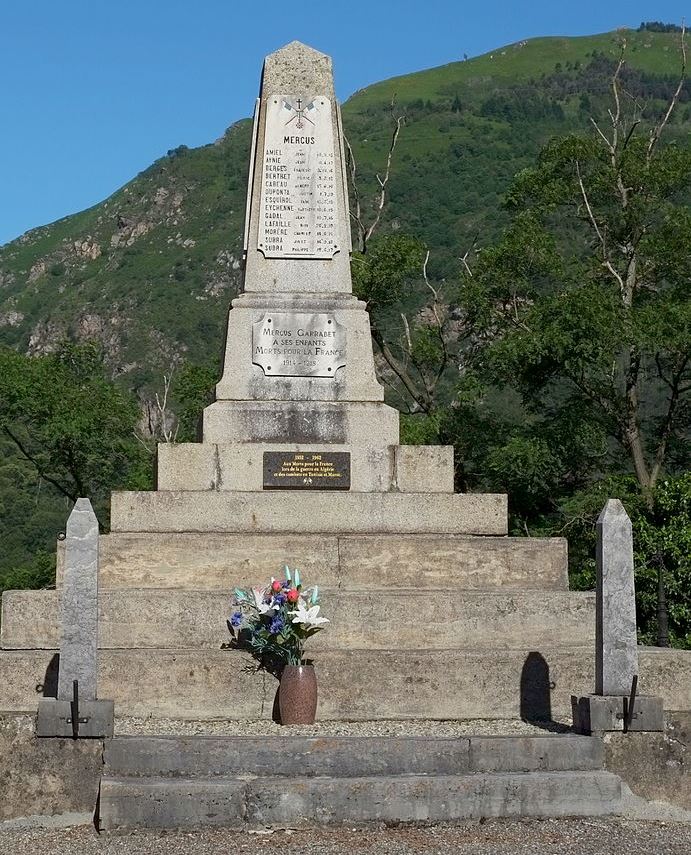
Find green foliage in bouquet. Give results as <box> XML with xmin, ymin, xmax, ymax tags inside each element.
<box><xmin>228</xmin><ymin>566</ymin><xmax>329</xmax><ymax>668</ymax></box>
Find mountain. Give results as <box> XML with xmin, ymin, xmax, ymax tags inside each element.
<box><xmin>0</xmin><ymin>28</ymin><xmax>688</xmax><ymax>390</ymax></box>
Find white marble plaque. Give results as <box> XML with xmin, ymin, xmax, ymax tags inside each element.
<box><xmin>252</xmin><ymin>312</ymin><xmax>346</xmax><ymax>377</ymax></box>
<box><xmin>257</xmin><ymin>95</ymin><xmax>340</xmax><ymax>259</ymax></box>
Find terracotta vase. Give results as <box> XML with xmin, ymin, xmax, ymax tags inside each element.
<box><xmin>278</xmin><ymin>664</ymin><xmax>317</xmax><ymax>725</ymax></box>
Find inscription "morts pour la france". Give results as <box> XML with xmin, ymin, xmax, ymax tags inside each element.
<box><xmin>252</xmin><ymin>312</ymin><xmax>346</xmax><ymax>378</ymax></box>
<box><xmin>257</xmin><ymin>95</ymin><xmax>339</xmax><ymax>260</ymax></box>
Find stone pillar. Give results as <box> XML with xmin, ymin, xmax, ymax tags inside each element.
<box><xmin>58</xmin><ymin>498</ymin><xmax>99</xmax><ymax>700</ymax></box>
<box><xmin>36</xmin><ymin>499</ymin><xmax>114</xmax><ymax>738</ymax></box>
<box><xmin>572</xmin><ymin>498</ymin><xmax>663</xmax><ymax>736</ymax></box>
<box><xmin>595</xmin><ymin>499</ymin><xmax>638</xmax><ymax>695</ymax></box>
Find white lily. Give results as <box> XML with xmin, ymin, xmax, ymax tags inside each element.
<box><xmin>252</xmin><ymin>588</ymin><xmax>273</xmax><ymax>615</ymax></box>
<box><xmin>289</xmin><ymin>600</ymin><xmax>329</xmax><ymax>629</ymax></box>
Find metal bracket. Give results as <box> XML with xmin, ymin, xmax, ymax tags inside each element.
<box><xmin>623</xmin><ymin>674</ymin><xmax>638</xmax><ymax>732</ymax></box>
<box><xmin>65</xmin><ymin>680</ymin><xmax>91</xmax><ymax>739</ymax></box>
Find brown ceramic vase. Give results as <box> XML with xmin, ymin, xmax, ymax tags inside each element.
<box><xmin>278</xmin><ymin>664</ymin><xmax>317</xmax><ymax>725</ymax></box>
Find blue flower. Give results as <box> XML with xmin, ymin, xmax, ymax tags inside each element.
<box><xmin>230</xmin><ymin>611</ymin><xmax>243</xmax><ymax>628</ymax></box>
<box><xmin>274</xmin><ymin>593</ymin><xmax>287</xmax><ymax>605</ymax></box>
<box><xmin>269</xmin><ymin>616</ymin><xmax>284</xmax><ymax>635</ymax></box>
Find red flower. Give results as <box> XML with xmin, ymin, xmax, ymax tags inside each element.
<box><xmin>271</xmin><ymin>580</ymin><xmax>282</xmax><ymax>593</ymax></box>
<box><xmin>286</xmin><ymin>588</ymin><xmax>300</xmax><ymax>603</ymax></box>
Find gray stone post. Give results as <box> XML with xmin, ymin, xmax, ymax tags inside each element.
<box><xmin>36</xmin><ymin>498</ymin><xmax>114</xmax><ymax>738</ymax></box>
<box><xmin>572</xmin><ymin>498</ymin><xmax>663</xmax><ymax>735</ymax></box>
<box><xmin>58</xmin><ymin>498</ymin><xmax>99</xmax><ymax>700</ymax></box>
<box><xmin>595</xmin><ymin>499</ymin><xmax>638</xmax><ymax>695</ymax></box>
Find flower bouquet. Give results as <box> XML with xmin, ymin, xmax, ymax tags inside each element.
<box><xmin>228</xmin><ymin>566</ymin><xmax>329</xmax><ymax>724</ymax></box>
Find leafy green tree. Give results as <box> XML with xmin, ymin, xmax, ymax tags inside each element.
<box><xmin>558</xmin><ymin>474</ymin><xmax>691</xmax><ymax>648</ymax></box>
<box><xmin>0</xmin><ymin>342</ymin><xmax>151</xmax><ymax>528</ymax></box>
<box><xmin>455</xmin><ymin>36</ymin><xmax>690</xmax><ymax>645</ymax></box>
<box><xmin>463</xmin><ymin>36</ymin><xmax>690</xmax><ymax>506</ymax></box>
<box><xmin>173</xmin><ymin>361</ymin><xmax>219</xmax><ymax>442</ymax></box>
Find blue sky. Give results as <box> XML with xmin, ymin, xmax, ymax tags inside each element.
<box><xmin>0</xmin><ymin>1</ymin><xmax>687</xmax><ymax>245</ymax></box>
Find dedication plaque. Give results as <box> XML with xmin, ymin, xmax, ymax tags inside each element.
<box><xmin>258</xmin><ymin>94</ymin><xmax>339</xmax><ymax>259</ymax></box>
<box><xmin>263</xmin><ymin>452</ymin><xmax>351</xmax><ymax>490</ymax></box>
<box><xmin>252</xmin><ymin>312</ymin><xmax>346</xmax><ymax>377</ymax></box>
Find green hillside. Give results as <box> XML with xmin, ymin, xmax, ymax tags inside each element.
<box><xmin>0</xmin><ymin>28</ymin><xmax>688</xmax><ymax>387</ymax></box>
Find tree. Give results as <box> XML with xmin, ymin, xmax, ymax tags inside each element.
<box><xmin>0</xmin><ymin>342</ymin><xmax>151</xmax><ymax>527</ymax></box>
<box><xmin>345</xmin><ymin>101</ymin><xmax>472</xmax><ymax>430</ymax></box>
<box><xmin>454</xmin><ymin>32</ymin><xmax>689</xmax><ymax>645</ymax></box>
<box><xmin>463</xmin><ymin>31</ymin><xmax>690</xmax><ymax>506</ymax></box>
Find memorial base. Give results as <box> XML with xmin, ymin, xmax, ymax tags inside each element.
<box><xmin>571</xmin><ymin>694</ymin><xmax>664</xmax><ymax>736</ymax></box>
<box><xmin>36</xmin><ymin>698</ymin><xmax>115</xmax><ymax>738</ymax></box>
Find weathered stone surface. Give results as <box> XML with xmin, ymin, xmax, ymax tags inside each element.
<box><xmin>104</xmin><ymin>735</ymin><xmax>474</xmax><ymax>778</ymax></box>
<box><xmin>572</xmin><ymin>694</ymin><xmax>625</xmax><ymax>734</ymax></box>
<box><xmin>54</xmin><ymin>532</ymin><xmax>568</xmax><ymax>590</ymax></box>
<box><xmin>109</xmin><ymin>490</ymin><xmax>508</xmax><ymax>535</ymax></box>
<box><xmin>104</xmin><ymin>734</ymin><xmax>604</xmax><ymax>779</ymax></box>
<box><xmin>573</xmin><ymin>693</ymin><xmax>665</xmax><ymax>736</ymax></box>
<box><xmin>394</xmin><ymin>445</ymin><xmax>454</xmax><ymax>493</ymax></box>
<box><xmin>98</xmin><ymin>770</ymin><xmax>623</xmax><ymax>829</ymax></box>
<box><xmin>604</xmin><ymin>711</ymin><xmax>691</xmax><ymax>811</ymax></box>
<box><xmin>99</xmin><ymin>776</ymin><xmax>245</xmax><ymax>829</ymax></box>
<box><xmin>215</xmin><ymin>294</ymin><xmax>384</xmax><ymax>403</ymax></box>
<box><xmin>36</xmin><ymin>697</ymin><xmax>114</xmax><ymax>738</ymax></box>
<box><xmin>156</xmin><ymin>443</ymin><xmax>219</xmax><ymax>491</ymax></box>
<box><xmin>1</xmin><ymin>589</ymin><xmax>595</xmax><ymax>651</ymax></box>
<box><xmin>0</xmin><ymin>713</ymin><xmax>102</xmax><ymax>821</ymax></box>
<box><xmin>238</xmin><ymin>42</ymin><xmax>351</xmax><ymax>296</ymax></box>
<box><xmin>58</xmin><ymin>498</ymin><xmax>99</xmax><ymax>701</ymax></box>
<box><xmin>157</xmin><ymin>442</ymin><xmax>394</xmax><ymax>493</ymax></box>
<box><xmin>203</xmin><ymin>400</ymin><xmax>399</xmax><ymax>445</ymax></box>
<box><xmin>596</xmin><ymin>500</ymin><xmax>638</xmax><ymax>696</ymax></box>
<box><xmin>337</xmin><ymin>534</ymin><xmax>568</xmax><ymax>591</ymax></box>
<box><xmin>468</xmin><ymin>734</ymin><xmax>604</xmax><ymax>772</ymax></box>
<box><xmin>1</xmin><ymin>647</ymin><xmax>689</xmax><ymax>720</ymax></box>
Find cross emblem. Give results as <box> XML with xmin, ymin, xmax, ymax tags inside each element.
<box><xmin>283</xmin><ymin>97</ymin><xmax>316</xmax><ymax>130</ymax></box>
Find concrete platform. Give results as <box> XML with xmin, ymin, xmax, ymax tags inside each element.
<box><xmin>98</xmin><ymin>770</ymin><xmax>623</xmax><ymax>828</ymax></box>
<box><xmin>61</xmin><ymin>532</ymin><xmax>567</xmax><ymax>589</ymax></box>
<box><xmin>99</xmin><ymin>732</ymin><xmax>616</xmax><ymax>831</ymax></box>
<box><xmin>104</xmin><ymin>733</ymin><xmax>605</xmax><ymax>778</ymax></box>
<box><xmin>109</xmin><ymin>490</ymin><xmax>508</xmax><ymax>535</ymax></box>
<box><xmin>2</xmin><ymin>647</ymin><xmax>688</xmax><ymax>720</ymax></box>
<box><xmin>0</xmin><ymin>590</ymin><xmax>595</xmax><ymax>650</ymax></box>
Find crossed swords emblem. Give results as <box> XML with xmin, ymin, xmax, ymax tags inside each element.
<box><xmin>283</xmin><ymin>97</ymin><xmax>316</xmax><ymax>130</ymax></box>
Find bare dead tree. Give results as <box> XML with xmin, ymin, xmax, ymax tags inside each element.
<box><xmin>135</xmin><ymin>369</ymin><xmax>179</xmax><ymax>451</ymax></box>
<box><xmin>345</xmin><ymin>97</ymin><xmax>405</xmax><ymax>253</ymax></box>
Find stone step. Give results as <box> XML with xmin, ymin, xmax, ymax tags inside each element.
<box><xmin>104</xmin><ymin>734</ymin><xmax>605</xmax><ymax>778</ymax></box>
<box><xmin>109</xmin><ymin>490</ymin><xmax>507</xmax><ymax>535</ymax></box>
<box><xmin>1</xmin><ymin>647</ymin><xmax>688</xmax><ymax>719</ymax></box>
<box><xmin>98</xmin><ymin>770</ymin><xmax>623</xmax><ymax>829</ymax></box>
<box><xmin>63</xmin><ymin>532</ymin><xmax>569</xmax><ymax>590</ymax></box>
<box><xmin>0</xmin><ymin>590</ymin><xmax>595</xmax><ymax>650</ymax></box>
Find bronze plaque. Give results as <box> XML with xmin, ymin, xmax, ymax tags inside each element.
<box><xmin>263</xmin><ymin>451</ymin><xmax>351</xmax><ymax>490</ymax></box>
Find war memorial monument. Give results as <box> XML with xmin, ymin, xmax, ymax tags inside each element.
<box><xmin>0</xmin><ymin>41</ymin><xmax>689</xmax><ymax>829</ymax></box>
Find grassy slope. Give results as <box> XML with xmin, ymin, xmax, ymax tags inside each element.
<box><xmin>352</xmin><ymin>30</ymin><xmax>684</xmax><ymax>107</ymax></box>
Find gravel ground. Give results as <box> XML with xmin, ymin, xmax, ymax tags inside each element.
<box><xmin>1</xmin><ymin>818</ymin><xmax>690</xmax><ymax>855</ymax></box>
<box><xmin>114</xmin><ymin>717</ymin><xmax>573</xmax><ymax>737</ymax></box>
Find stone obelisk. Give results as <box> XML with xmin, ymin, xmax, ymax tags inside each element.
<box><xmin>205</xmin><ymin>41</ymin><xmax>395</xmax><ymax>456</ymax></box>
<box><xmin>113</xmin><ymin>41</ymin><xmax>505</xmax><ymax>532</ymax></box>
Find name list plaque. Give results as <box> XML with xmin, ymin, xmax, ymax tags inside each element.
<box><xmin>252</xmin><ymin>311</ymin><xmax>346</xmax><ymax>378</ymax></box>
<box><xmin>263</xmin><ymin>452</ymin><xmax>351</xmax><ymax>490</ymax></box>
<box><xmin>257</xmin><ymin>94</ymin><xmax>340</xmax><ymax>259</ymax></box>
